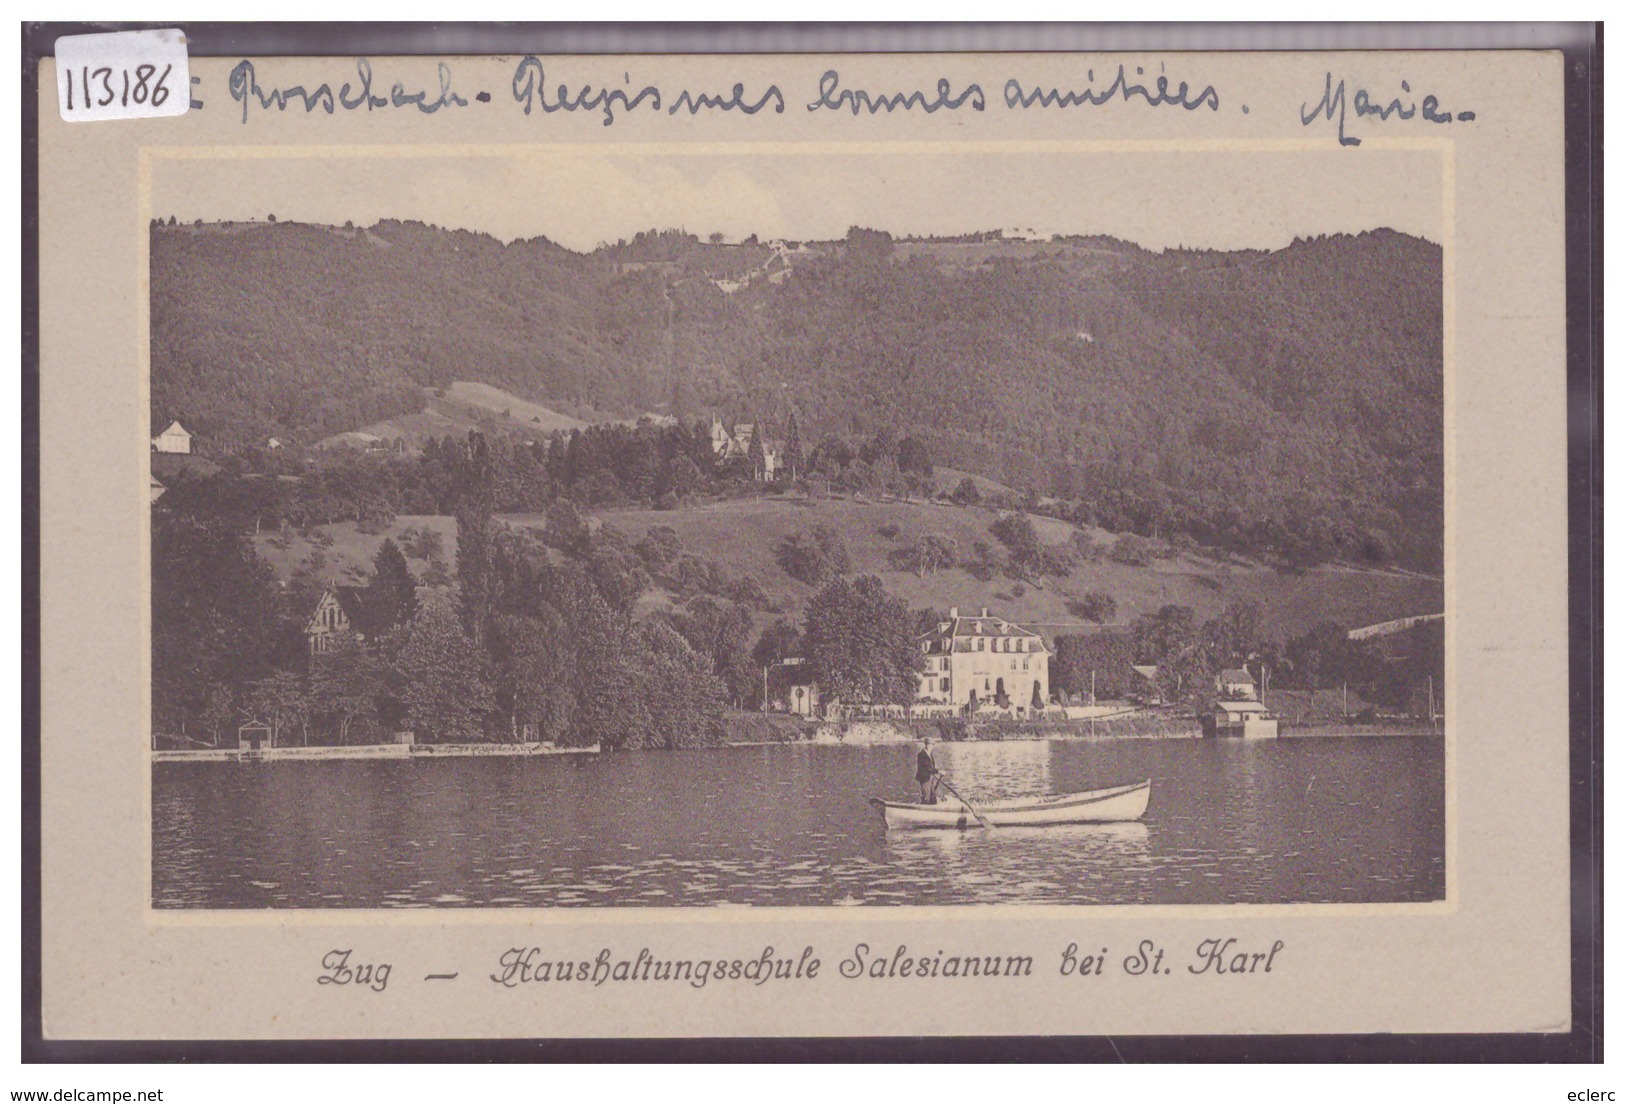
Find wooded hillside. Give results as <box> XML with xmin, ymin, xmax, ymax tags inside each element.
<box><xmin>151</xmin><ymin>220</ymin><xmax>1442</xmax><ymax>569</ymax></box>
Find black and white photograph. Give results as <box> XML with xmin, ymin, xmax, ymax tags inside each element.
<box><xmin>146</xmin><ymin>144</ymin><xmax>1447</xmax><ymax>911</ymax></box>
<box><xmin>31</xmin><ymin>33</ymin><xmax>1590</xmax><ymax>1053</ymax></box>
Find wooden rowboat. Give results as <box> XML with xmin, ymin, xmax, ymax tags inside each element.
<box><xmin>870</xmin><ymin>780</ymin><xmax>1151</xmax><ymax>830</ymax></box>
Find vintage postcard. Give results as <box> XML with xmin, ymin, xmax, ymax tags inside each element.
<box><xmin>33</xmin><ymin>41</ymin><xmax>1579</xmax><ymax>1043</ymax></box>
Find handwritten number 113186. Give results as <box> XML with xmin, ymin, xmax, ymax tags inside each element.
<box><xmin>63</xmin><ymin>63</ymin><xmax>172</xmax><ymax>112</ymax></box>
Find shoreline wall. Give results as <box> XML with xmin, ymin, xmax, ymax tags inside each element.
<box><xmin>151</xmin><ymin>742</ymin><xmax>600</xmax><ymax>763</ymax></box>
<box><xmin>724</xmin><ymin>713</ymin><xmax>1440</xmax><ymax>745</ymax></box>
<box><xmin>727</xmin><ymin>712</ymin><xmax>1206</xmax><ymax>745</ymax></box>
<box><xmin>151</xmin><ymin>721</ymin><xmax>1441</xmax><ymax>762</ymax></box>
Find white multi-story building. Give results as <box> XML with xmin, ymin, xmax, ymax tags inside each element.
<box><xmin>915</xmin><ymin>607</ymin><xmax>1051</xmax><ymax>714</ymax></box>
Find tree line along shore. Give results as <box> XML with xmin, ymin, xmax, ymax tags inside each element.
<box><xmin>153</xmin><ymin>429</ymin><xmax>1443</xmax><ymax>755</ymax></box>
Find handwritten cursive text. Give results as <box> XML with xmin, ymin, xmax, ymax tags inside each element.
<box><xmin>806</xmin><ymin>70</ymin><xmax>985</xmax><ymax>115</ymax></box>
<box><xmin>1005</xmin><ymin>64</ymin><xmax>1220</xmax><ymax>113</ymax></box>
<box><xmin>228</xmin><ymin>59</ymin><xmax>467</xmax><ymax>124</ymax></box>
<box><xmin>1301</xmin><ymin>72</ymin><xmax>1476</xmax><ymax>146</ymax></box>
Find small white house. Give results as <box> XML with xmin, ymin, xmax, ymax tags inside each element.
<box><xmin>1217</xmin><ymin>667</ymin><xmax>1257</xmax><ymax>699</ymax></box>
<box><xmin>765</xmin><ymin>657</ymin><xmax>821</xmax><ymax>718</ymax></box>
<box><xmin>785</xmin><ymin>679</ymin><xmax>821</xmax><ymax>718</ymax></box>
<box><xmin>1130</xmin><ymin>665</ymin><xmax>1162</xmax><ymax>704</ymax></box>
<box><xmin>151</xmin><ymin>420</ymin><xmax>193</xmax><ymax>454</ymax></box>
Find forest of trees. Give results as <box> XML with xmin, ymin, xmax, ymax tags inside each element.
<box><xmin>147</xmin><ymin>212</ymin><xmax>1447</xmax><ymax>745</ymax></box>
<box><xmin>1050</xmin><ymin>602</ymin><xmax>1444</xmax><ymax>716</ymax></box>
<box><xmin>151</xmin><ymin>432</ymin><xmax>944</xmax><ymax>748</ymax></box>
<box><xmin>153</xmin><ymin>432</ymin><xmax>1441</xmax><ymax>750</ymax></box>
<box><xmin>151</xmin><ymin>220</ymin><xmax>1443</xmax><ymax>572</ymax></box>
<box><xmin>154</xmin><ymin>417</ymin><xmax>938</xmax><ymax>536</ymax></box>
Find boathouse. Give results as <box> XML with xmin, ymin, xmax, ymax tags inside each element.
<box><xmin>1202</xmin><ymin>700</ymin><xmax>1280</xmax><ymax>740</ymax></box>
<box><xmin>236</xmin><ymin>719</ymin><xmax>272</xmax><ymax>751</ymax></box>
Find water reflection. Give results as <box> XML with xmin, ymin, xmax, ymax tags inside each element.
<box><xmin>929</xmin><ymin>739</ymin><xmax>1052</xmax><ymax>802</ymax></box>
<box><xmin>889</xmin><ymin>823</ymin><xmax>1152</xmax><ymax>905</ymax></box>
<box><xmin>153</xmin><ymin>736</ymin><xmax>1444</xmax><ymax>908</ymax></box>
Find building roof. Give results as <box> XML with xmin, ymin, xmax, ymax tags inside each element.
<box><xmin>307</xmin><ymin>585</ymin><xmax>374</xmax><ymax>635</ymax></box>
<box><xmin>1216</xmin><ymin>700</ymin><xmax>1271</xmax><ymax>713</ymax></box>
<box><xmin>1219</xmin><ymin>668</ymin><xmax>1255</xmax><ymax>684</ymax></box>
<box><xmin>154</xmin><ymin>420</ymin><xmax>190</xmax><ymax>438</ymax></box>
<box><xmin>331</xmin><ymin>585</ymin><xmax>371</xmax><ymax>623</ymax></box>
<box><xmin>918</xmin><ymin>608</ymin><xmax>1048</xmax><ymax>650</ymax></box>
<box><xmin>1131</xmin><ymin>665</ymin><xmax>1159</xmax><ymax>680</ymax></box>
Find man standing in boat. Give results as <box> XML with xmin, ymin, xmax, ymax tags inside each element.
<box><xmin>916</xmin><ymin>736</ymin><xmax>941</xmax><ymax>804</ymax></box>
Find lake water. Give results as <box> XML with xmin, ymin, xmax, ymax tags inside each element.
<box><xmin>152</xmin><ymin>736</ymin><xmax>1445</xmax><ymax>908</ymax></box>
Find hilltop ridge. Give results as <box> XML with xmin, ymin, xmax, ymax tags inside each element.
<box><xmin>151</xmin><ymin>218</ymin><xmax>1442</xmax><ymax>570</ymax></box>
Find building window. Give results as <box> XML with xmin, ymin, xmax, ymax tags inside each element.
<box><xmin>976</xmin><ymin>638</ymin><xmax>984</xmax><ymax>651</ymax></box>
<box><xmin>983</xmin><ymin>679</ymin><xmax>990</xmax><ymax>691</ymax></box>
<box><xmin>1023</xmin><ymin>659</ymin><xmax>1030</xmax><ymax>671</ymax></box>
<box><xmin>940</xmin><ymin>678</ymin><xmax>949</xmax><ymax>692</ymax></box>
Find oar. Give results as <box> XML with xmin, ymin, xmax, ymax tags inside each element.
<box><xmin>936</xmin><ymin>776</ymin><xmax>995</xmax><ymax>830</ymax></box>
